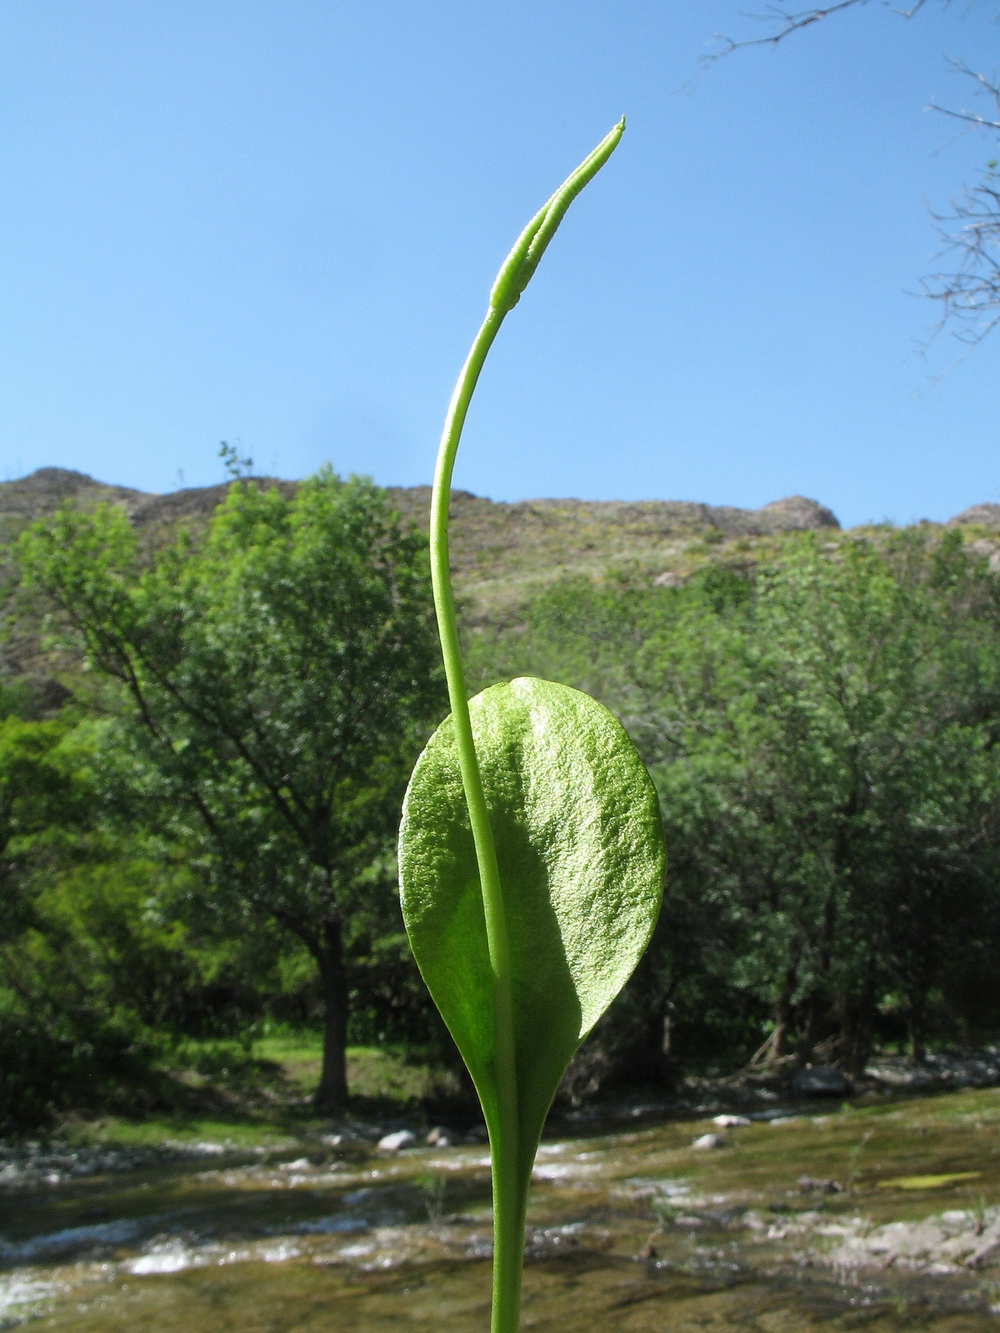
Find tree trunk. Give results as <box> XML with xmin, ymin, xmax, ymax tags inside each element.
<box><xmin>314</xmin><ymin>918</ymin><xmax>349</xmax><ymax>1113</ymax></box>
<box><xmin>907</xmin><ymin>998</ymin><xmax>927</xmax><ymax>1064</ymax></box>
<box><xmin>770</xmin><ymin>964</ymin><xmax>797</xmax><ymax>1062</ymax></box>
<box><xmin>800</xmin><ymin>980</ymin><xmax>843</xmax><ymax>1065</ymax></box>
<box><xmin>799</xmin><ymin>875</ymin><xmax>841</xmax><ymax>1064</ymax></box>
<box><xmin>798</xmin><ymin>992</ymin><xmax>822</xmax><ymax>1065</ymax></box>
<box><xmin>839</xmin><ymin>971</ymin><xmax>876</xmax><ymax>1077</ymax></box>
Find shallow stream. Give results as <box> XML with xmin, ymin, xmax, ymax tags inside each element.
<box><xmin>4</xmin><ymin>1086</ymin><xmax>1000</xmax><ymax>1331</ymax></box>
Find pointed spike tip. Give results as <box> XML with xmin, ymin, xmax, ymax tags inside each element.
<box><xmin>489</xmin><ymin>119</ymin><xmax>626</xmax><ymax>317</ymax></box>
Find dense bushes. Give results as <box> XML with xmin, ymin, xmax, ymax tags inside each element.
<box><xmin>471</xmin><ymin>531</ymin><xmax>1000</xmax><ymax>1082</ymax></box>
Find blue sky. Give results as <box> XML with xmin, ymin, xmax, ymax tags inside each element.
<box><xmin>1</xmin><ymin>1</ymin><xmax>996</xmax><ymax>528</ymax></box>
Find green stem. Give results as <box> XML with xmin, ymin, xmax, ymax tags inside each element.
<box><xmin>428</xmin><ymin>118</ymin><xmax>624</xmax><ymax>1333</ymax></box>
<box><xmin>430</xmin><ymin>307</ymin><xmax>524</xmax><ymax>1333</ymax></box>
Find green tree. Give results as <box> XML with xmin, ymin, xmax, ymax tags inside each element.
<box><xmin>0</xmin><ymin>711</ymin><xmax>149</xmax><ymax>1125</ymax></box>
<box><xmin>636</xmin><ymin>535</ymin><xmax>1000</xmax><ymax>1068</ymax></box>
<box><xmin>0</xmin><ymin>712</ymin><xmax>84</xmax><ymax>941</ymax></box>
<box><xmin>475</xmin><ymin>535</ymin><xmax>1000</xmax><ymax>1076</ymax></box>
<box><xmin>19</xmin><ymin>470</ymin><xmax>445</xmax><ymax>1110</ymax></box>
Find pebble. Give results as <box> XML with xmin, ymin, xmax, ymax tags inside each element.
<box><xmin>798</xmin><ymin>1175</ymin><xmax>843</xmax><ymax>1194</ymax></box>
<box><xmin>0</xmin><ymin>1140</ymin><xmax>237</xmax><ymax>1190</ymax></box>
<box><xmin>376</xmin><ymin>1130</ymin><xmax>416</xmax><ymax>1153</ymax></box>
<box><xmin>816</xmin><ymin>1203</ymin><xmax>1000</xmax><ymax>1274</ymax></box>
<box><xmin>691</xmin><ymin>1133</ymin><xmax>726</xmax><ymax>1150</ymax></box>
<box><xmin>968</xmin><ymin>1225</ymin><xmax>1000</xmax><ymax>1269</ymax></box>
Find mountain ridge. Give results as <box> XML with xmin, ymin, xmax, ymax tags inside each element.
<box><xmin>9</xmin><ymin>466</ymin><xmax>998</xmax><ymax>534</ymax></box>
<box><xmin>4</xmin><ymin>468</ymin><xmax>999</xmax><ymax>627</ymax></box>
<box><xmin>5</xmin><ymin>468</ymin><xmax>1000</xmax><ymax>700</ymax></box>
<box><xmin>1</xmin><ymin>466</ymin><xmax>841</xmax><ymax>534</ymax></box>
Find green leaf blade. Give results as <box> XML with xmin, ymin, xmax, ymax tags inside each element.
<box><xmin>399</xmin><ymin>676</ymin><xmax>665</xmax><ymax>1162</ymax></box>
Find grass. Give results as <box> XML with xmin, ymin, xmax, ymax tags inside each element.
<box><xmin>58</xmin><ymin>1112</ymin><xmax>308</xmax><ymax>1151</ymax></box>
<box><xmin>45</xmin><ymin>1034</ymin><xmax>466</xmax><ymax>1152</ymax></box>
<box><xmin>659</xmin><ymin>1086</ymin><xmax>1000</xmax><ymax>1228</ymax></box>
<box><xmin>249</xmin><ymin>1031</ymin><xmax>463</xmax><ymax>1104</ymax></box>
<box><xmin>345</xmin><ymin>1046</ymin><xmax>463</xmax><ymax>1104</ymax></box>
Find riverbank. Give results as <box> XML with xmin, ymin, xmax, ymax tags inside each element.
<box><xmin>2</xmin><ymin>1076</ymin><xmax>999</xmax><ymax>1331</ymax></box>
<box><xmin>10</xmin><ymin>1044</ymin><xmax>996</xmax><ymax>1168</ymax></box>
<box><xmin>3</xmin><ymin>1045</ymin><xmax>999</xmax><ymax>1192</ymax></box>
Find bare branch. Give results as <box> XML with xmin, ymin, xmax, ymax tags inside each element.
<box><xmin>706</xmin><ymin>0</ymin><xmax>930</xmax><ymax>62</ymax></box>
<box><xmin>929</xmin><ymin>58</ymin><xmax>1000</xmax><ymax>132</ymax></box>
<box><xmin>706</xmin><ymin>3</ymin><xmax>1000</xmax><ymax>349</ymax></box>
<box><xmin>923</xmin><ymin>174</ymin><xmax>1000</xmax><ymax>345</ymax></box>
<box><xmin>921</xmin><ymin>62</ymin><xmax>1000</xmax><ymax>346</ymax></box>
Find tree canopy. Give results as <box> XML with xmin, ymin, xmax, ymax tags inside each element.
<box><xmin>472</xmin><ymin>532</ymin><xmax>1000</xmax><ymax>1077</ymax></box>
<box><xmin>19</xmin><ymin>470</ymin><xmax>446</xmax><ymax>1110</ymax></box>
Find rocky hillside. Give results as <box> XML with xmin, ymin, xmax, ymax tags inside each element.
<box><xmin>1</xmin><ymin>467</ymin><xmax>840</xmax><ymax>534</ymax></box>
<box><xmin>4</xmin><ymin>467</ymin><xmax>999</xmax><ymax>625</ymax></box>
<box><xmin>1</xmin><ymin>468</ymin><xmax>841</xmax><ymax>612</ymax></box>
<box><xmin>5</xmin><ymin>466</ymin><xmax>1000</xmax><ymax>709</ymax></box>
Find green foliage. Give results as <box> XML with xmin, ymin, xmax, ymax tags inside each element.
<box><xmin>0</xmin><ymin>714</ymin><xmax>85</xmax><ymax>922</ymax></box>
<box><xmin>400</xmin><ymin>677</ymin><xmax>663</xmax><ymax>1170</ymax></box>
<box><xmin>660</xmin><ymin>534</ymin><xmax>1000</xmax><ymax>1066</ymax></box>
<box><xmin>0</xmin><ymin>714</ymin><xmax>158</xmax><ymax>1125</ymax></box>
<box><xmin>18</xmin><ymin>468</ymin><xmax>445</xmax><ymax>1109</ymax></box>
<box><xmin>475</xmin><ymin>533</ymin><xmax>1000</xmax><ymax>1076</ymax></box>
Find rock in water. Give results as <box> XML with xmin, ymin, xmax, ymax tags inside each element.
<box><xmin>377</xmin><ymin>1130</ymin><xmax>416</xmax><ymax>1152</ymax></box>
<box><xmin>691</xmin><ymin>1133</ymin><xmax>727</xmax><ymax>1150</ymax></box>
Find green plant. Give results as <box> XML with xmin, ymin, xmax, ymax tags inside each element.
<box><xmin>417</xmin><ymin>1170</ymin><xmax>448</xmax><ymax>1223</ymax></box>
<box><xmin>398</xmin><ymin>123</ymin><xmax>666</xmax><ymax>1332</ymax></box>
<box><xmin>845</xmin><ymin>1128</ymin><xmax>873</xmax><ymax>1195</ymax></box>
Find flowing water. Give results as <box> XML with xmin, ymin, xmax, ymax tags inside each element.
<box><xmin>3</xmin><ymin>1087</ymin><xmax>1000</xmax><ymax>1331</ymax></box>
